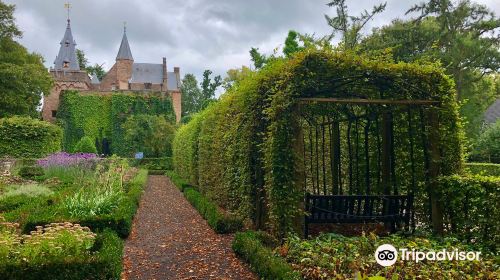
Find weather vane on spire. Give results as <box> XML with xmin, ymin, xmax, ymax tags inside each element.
<box><xmin>64</xmin><ymin>2</ymin><xmax>71</xmax><ymax>21</ymax></box>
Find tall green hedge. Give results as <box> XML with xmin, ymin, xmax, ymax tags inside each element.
<box><xmin>437</xmin><ymin>174</ymin><xmax>499</xmax><ymax>252</ymax></box>
<box><xmin>0</xmin><ymin>116</ymin><xmax>62</xmax><ymax>158</ymax></box>
<box><xmin>58</xmin><ymin>91</ymin><xmax>175</xmax><ymax>156</ymax></box>
<box><xmin>173</xmin><ymin>49</ymin><xmax>463</xmax><ymax>237</ymax></box>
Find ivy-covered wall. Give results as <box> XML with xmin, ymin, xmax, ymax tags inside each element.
<box><xmin>58</xmin><ymin>91</ymin><xmax>175</xmax><ymax>156</ymax></box>
<box><xmin>173</xmin><ymin>49</ymin><xmax>464</xmax><ymax>237</ymax></box>
<box><xmin>0</xmin><ymin>116</ymin><xmax>62</xmax><ymax>158</ymax></box>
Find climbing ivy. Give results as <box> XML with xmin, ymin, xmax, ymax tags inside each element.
<box><xmin>173</xmin><ymin>49</ymin><xmax>463</xmax><ymax>237</ymax></box>
<box><xmin>58</xmin><ymin>91</ymin><xmax>175</xmax><ymax>156</ymax></box>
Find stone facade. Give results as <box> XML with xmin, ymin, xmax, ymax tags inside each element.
<box><xmin>42</xmin><ymin>19</ymin><xmax>182</xmax><ymax>123</ymax></box>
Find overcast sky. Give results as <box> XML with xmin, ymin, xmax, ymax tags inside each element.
<box><xmin>5</xmin><ymin>0</ymin><xmax>500</xmax><ymax>87</ymax></box>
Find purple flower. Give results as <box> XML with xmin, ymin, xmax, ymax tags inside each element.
<box><xmin>37</xmin><ymin>152</ymin><xmax>98</xmax><ymax>169</ymax></box>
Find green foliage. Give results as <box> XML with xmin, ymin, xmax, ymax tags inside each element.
<box><xmin>472</xmin><ymin>120</ymin><xmax>500</xmax><ymax>163</ymax></box>
<box><xmin>165</xmin><ymin>170</ymin><xmax>192</xmax><ymax>192</ymax></box>
<box><xmin>232</xmin><ymin>231</ymin><xmax>301</xmax><ymax>280</ymax></box>
<box><xmin>200</xmin><ymin>69</ymin><xmax>222</xmax><ymax>108</ymax></box>
<box><xmin>122</xmin><ymin>114</ymin><xmax>175</xmax><ymax>157</ymax></box>
<box><xmin>183</xmin><ymin>187</ymin><xmax>243</xmax><ymax>234</ymax></box>
<box><xmin>437</xmin><ymin>174</ymin><xmax>500</xmax><ymax>252</ymax></box>
<box><xmin>283</xmin><ymin>233</ymin><xmax>498</xmax><ymax>279</ymax></box>
<box><xmin>0</xmin><ymin>225</ymin><xmax>123</xmax><ymax>280</ymax></box>
<box><xmin>173</xmin><ymin>49</ymin><xmax>463</xmax><ymax>237</ymax></box>
<box><xmin>465</xmin><ymin>162</ymin><xmax>500</xmax><ymax>177</ymax></box>
<box><xmin>222</xmin><ymin>66</ymin><xmax>252</xmax><ymax>91</ymax></box>
<box><xmin>58</xmin><ymin>91</ymin><xmax>175</xmax><ymax>156</ymax></box>
<box><xmin>180</xmin><ymin>73</ymin><xmax>202</xmax><ymax>116</ymax></box>
<box><xmin>73</xmin><ymin>136</ymin><xmax>97</xmax><ymax>154</ymax></box>
<box><xmin>249</xmin><ymin>47</ymin><xmax>268</xmax><ymax>69</ymax></box>
<box><xmin>0</xmin><ymin>1</ymin><xmax>22</xmax><ymax>39</ymax></box>
<box><xmin>0</xmin><ymin>116</ymin><xmax>62</xmax><ymax>158</ymax></box>
<box><xmin>134</xmin><ymin>157</ymin><xmax>173</xmax><ymax>171</ymax></box>
<box><xmin>18</xmin><ymin>166</ymin><xmax>44</xmax><ymax>180</ymax></box>
<box><xmin>283</xmin><ymin>30</ymin><xmax>304</xmax><ymax>57</ymax></box>
<box><xmin>361</xmin><ymin>0</ymin><xmax>500</xmax><ymax>140</ymax></box>
<box><xmin>0</xmin><ymin>26</ymin><xmax>53</xmax><ymax>118</ymax></box>
<box><xmin>0</xmin><ymin>184</ymin><xmax>53</xmax><ymax>198</ymax></box>
<box><xmin>325</xmin><ymin>0</ymin><xmax>386</xmax><ymax>49</ymax></box>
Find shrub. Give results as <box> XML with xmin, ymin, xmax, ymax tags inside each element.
<box><xmin>232</xmin><ymin>231</ymin><xmax>300</xmax><ymax>280</ymax></box>
<box><xmin>0</xmin><ymin>184</ymin><xmax>53</xmax><ymax>198</ymax></box>
<box><xmin>282</xmin><ymin>233</ymin><xmax>498</xmax><ymax>279</ymax></box>
<box><xmin>122</xmin><ymin>115</ymin><xmax>176</xmax><ymax>157</ymax></box>
<box><xmin>0</xmin><ymin>116</ymin><xmax>62</xmax><ymax>158</ymax></box>
<box><xmin>465</xmin><ymin>162</ymin><xmax>500</xmax><ymax>177</ymax></box>
<box><xmin>18</xmin><ymin>166</ymin><xmax>44</xmax><ymax>179</ymax></box>
<box><xmin>437</xmin><ymin>174</ymin><xmax>500</xmax><ymax>252</ymax></box>
<box><xmin>472</xmin><ymin>120</ymin><xmax>500</xmax><ymax>163</ymax></box>
<box><xmin>73</xmin><ymin>136</ymin><xmax>98</xmax><ymax>154</ymax></box>
<box><xmin>0</xmin><ymin>226</ymin><xmax>123</xmax><ymax>280</ymax></box>
<box><xmin>165</xmin><ymin>170</ymin><xmax>195</xmax><ymax>191</ymax></box>
<box><xmin>147</xmin><ymin>170</ymin><xmax>166</xmax><ymax>175</ymax></box>
<box><xmin>183</xmin><ymin>187</ymin><xmax>243</xmax><ymax>233</ymax></box>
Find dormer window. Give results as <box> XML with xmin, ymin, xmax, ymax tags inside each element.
<box><xmin>65</xmin><ymin>40</ymin><xmax>70</xmax><ymax>47</ymax></box>
<box><xmin>63</xmin><ymin>61</ymin><xmax>69</xmax><ymax>68</ymax></box>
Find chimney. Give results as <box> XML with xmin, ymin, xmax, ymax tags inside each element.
<box><xmin>173</xmin><ymin>67</ymin><xmax>180</xmax><ymax>89</ymax></box>
<box><xmin>162</xmin><ymin>57</ymin><xmax>167</xmax><ymax>92</ymax></box>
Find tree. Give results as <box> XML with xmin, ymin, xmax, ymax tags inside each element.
<box><xmin>76</xmin><ymin>48</ymin><xmax>106</xmax><ymax>80</ymax></box>
<box><xmin>473</xmin><ymin>120</ymin><xmax>500</xmax><ymax>163</ymax></box>
<box><xmin>122</xmin><ymin>114</ymin><xmax>176</xmax><ymax>157</ymax></box>
<box><xmin>180</xmin><ymin>73</ymin><xmax>202</xmax><ymax>116</ymax></box>
<box><xmin>200</xmin><ymin>69</ymin><xmax>222</xmax><ymax>106</ymax></box>
<box><xmin>0</xmin><ymin>1</ymin><xmax>21</xmax><ymax>40</ymax></box>
<box><xmin>222</xmin><ymin>66</ymin><xmax>252</xmax><ymax>91</ymax></box>
<box><xmin>325</xmin><ymin>0</ymin><xmax>386</xmax><ymax>49</ymax></box>
<box><xmin>76</xmin><ymin>49</ymin><xmax>88</xmax><ymax>70</ymax></box>
<box><xmin>283</xmin><ymin>30</ymin><xmax>305</xmax><ymax>57</ymax></box>
<box><xmin>361</xmin><ymin>0</ymin><xmax>500</xmax><ymax>140</ymax></box>
<box><xmin>0</xmin><ymin>2</ymin><xmax>53</xmax><ymax>118</ymax></box>
<box><xmin>249</xmin><ymin>47</ymin><xmax>268</xmax><ymax>69</ymax></box>
<box><xmin>86</xmin><ymin>63</ymin><xmax>106</xmax><ymax>80</ymax></box>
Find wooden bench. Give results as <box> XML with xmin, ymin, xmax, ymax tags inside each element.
<box><xmin>304</xmin><ymin>193</ymin><xmax>413</xmax><ymax>237</ymax></box>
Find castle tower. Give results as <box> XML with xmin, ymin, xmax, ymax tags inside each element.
<box><xmin>115</xmin><ymin>26</ymin><xmax>134</xmax><ymax>90</ymax></box>
<box><xmin>42</xmin><ymin>15</ymin><xmax>91</xmax><ymax>122</ymax></box>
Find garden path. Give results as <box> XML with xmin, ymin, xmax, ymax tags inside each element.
<box><xmin>122</xmin><ymin>175</ymin><xmax>256</xmax><ymax>280</ymax></box>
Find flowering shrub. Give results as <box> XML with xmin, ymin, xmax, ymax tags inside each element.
<box><xmin>37</xmin><ymin>152</ymin><xmax>97</xmax><ymax>169</ymax></box>
<box><xmin>0</xmin><ymin>217</ymin><xmax>96</xmax><ymax>265</ymax></box>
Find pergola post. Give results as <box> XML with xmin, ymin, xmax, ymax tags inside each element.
<box><xmin>293</xmin><ymin>105</ymin><xmax>307</xmax><ymax>237</ymax></box>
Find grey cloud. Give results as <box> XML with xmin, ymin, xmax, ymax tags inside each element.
<box><xmin>5</xmin><ymin>0</ymin><xmax>500</xmax><ymax>93</ymax></box>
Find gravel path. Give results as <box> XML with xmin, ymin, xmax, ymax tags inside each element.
<box><xmin>122</xmin><ymin>175</ymin><xmax>257</xmax><ymax>280</ymax></box>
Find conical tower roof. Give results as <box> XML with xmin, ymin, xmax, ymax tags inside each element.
<box><xmin>116</xmin><ymin>27</ymin><xmax>133</xmax><ymax>60</ymax></box>
<box><xmin>54</xmin><ymin>19</ymin><xmax>80</xmax><ymax>71</ymax></box>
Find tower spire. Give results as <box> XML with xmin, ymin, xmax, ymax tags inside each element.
<box><xmin>54</xmin><ymin>3</ymin><xmax>79</xmax><ymax>71</ymax></box>
<box><xmin>116</xmin><ymin>23</ymin><xmax>133</xmax><ymax>61</ymax></box>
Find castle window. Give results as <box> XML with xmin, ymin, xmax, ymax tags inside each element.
<box><xmin>111</xmin><ymin>85</ymin><xmax>116</xmax><ymax>91</ymax></box>
<box><xmin>51</xmin><ymin>110</ymin><xmax>57</xmax><ymax>118</ymax></box>
<box><xmin>144</xmin><ymin>83</ymin><xmax>152</xmax><ymax>89</ymax></box>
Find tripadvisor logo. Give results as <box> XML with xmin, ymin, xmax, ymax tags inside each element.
<box><xmin>374</xmin><ymin>244</ymin><xmax>481</xmax><ymax>267</ymax></box>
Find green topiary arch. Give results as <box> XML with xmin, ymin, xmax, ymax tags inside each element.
<box><xmin>173</xmin><ymin>49</ymin><xmax>464</xmax><ymax>238</ymax></box>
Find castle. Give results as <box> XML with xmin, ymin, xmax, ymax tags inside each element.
<box><xmin>42</xmin><ymin>18</ymin><xmax>182</xmax><ymax>122</ymax></box>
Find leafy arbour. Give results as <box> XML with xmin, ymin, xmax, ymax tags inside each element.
<box><xmin>58</xmin><ymin>91</ymin><xmax>175</xmax><ymax>156</ymax></box>
<box><xmin>173</xmin><ymin>49</ymin><xmax>463</xmax><ymax>237</ymax></box>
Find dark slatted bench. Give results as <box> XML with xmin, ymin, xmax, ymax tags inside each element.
<box><xmin>304</xmin><ymin>193</ymin><xmax>413</xmax><ymax>237</ymax></box>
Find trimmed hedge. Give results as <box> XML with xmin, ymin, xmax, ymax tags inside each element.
<box><xmin>18</xmin><ymin>165</ymin><xmax>44</xmax><ymax>179</ymax></box>
<box><xmin>166</xmin><ymin>171</ymin><xmax>241</xmax><ymax>233</ymax></box>
<box><xmin>173</xmin><ymin>49</ymin><xmax>463</xmax><ymax>237</ymax></box>
<box><xmin>0</xmin><ymin>116</ymin><xmax>62</xmax><ymax>158</ymax></box>
<box><xmin>73</xmin><ymin>136</ymin><xmax>97</xmax><ymax>154</ymax></box>
<box><xmin>232</xmin><ymin>231</ymin><xmax>300</xmax><ymax>280</ymax></box>
<box><xmin>183</xmin><ymin>187</ymin><xmax>243</xmax><ymax>234</ymax></box>
<box><xmin>465</xmin><ymin>162</ymin><xmax>500</xmax><ymax>177</ymax></box>
<box><xmin>437</xmin><ymin>174</ymin><xmax>500</xmax><ymax>252</ymax></box>
<box><xmin>16</xmin><ymin>169</ymin><xmax>148</xmax><ymax>238</ymax></box>
<box><xmin>0</xmin><ymin>229</ymin><xmax>123</xmax><ymax>280</ymax></box>
<box><xmin>135</xmin><ymin>157</ymin><xmax>173</xmax><ymax>171</ymax></box>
